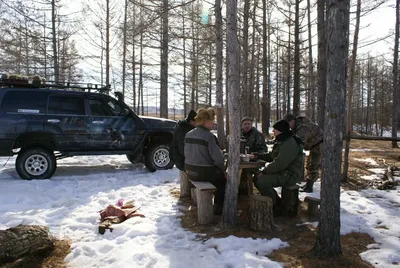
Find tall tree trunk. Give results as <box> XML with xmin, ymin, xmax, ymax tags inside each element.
<box><xmin>222</xmin><ymin>0</ymin><xmax>240</xmax><ymax>229</ymax></box>
<box><xmin>342</xmin><ymin>0</ymin><xmax>361</xmax><ymax>181</ymax></box>
<box><xmin>392</xmin><ymin>0</ymin><xmax>400</xmax><ymax>148</ymax></box>
<box><xmin>138</xmin><ymin>19</ymin><xmax>144</xmax><ymax>115</ymax></box>
<box><xmin>312</xmin><ymin>0</ymin><xmax>350</xmax><ymax>258</ymax></box>
<box><xmin>307</xmin><ymin>0</ymin><xmax>315</xmax><ymax>121</ymax></box>
<box><xmin>215</xmin><ymin>0</ymin><xmax>225</xmax><ymax>148</ymax></box>
<box><xmin>241</xmin><ymin>0</ymin><xmax>250</xmax><ymax>117</ymax></box>
<box><xmin>122</xmin><ymin>0</ymin><xmax>128</xmax><ymax>99</ymax></box>
<box><xmin>51</xmin><ymin>0</ymin><xmax>59</xmax><ymax>82</ymax></box>
<box><xmin>317</xmin><ymin>0</ymin><xmax>327</xmax><ymax>129</ymax></box>
<box><xmin>160</xmin><ymin>0</ymin><xmax>169</xmax><ymax>118</ymax></box>
<box><xmin>276</xmin><ymin>44</ymin><xmax>280</xmax><ymax>121</ymax></box>
<box><xmin>131</xmin><ymin>3</ymin><xmax>136</xmax><ymax>112</ymax></box>
<box><xmin>225</xmin><ymin>35</ymin><xmax>230</xmax><ymax>136</ymax></box>
<box><xmin>182</xmin><ymin>6</ymin><xmax>187</xmax><ymax>116</ymax></box>
<box><xmin>366</xmin><ymin>58</ymin><xmax>371</xmax><ymax>134</ymax></box>
<box><xmin>106</xmin><ymin>0</ymin><xmax>110</xmax><ymax>85</ymax></box>
<box><xmin>262</xmin><ymin>0</ymin><xmax>270</xmax><ymax>135</ymax></box>
<box><xmin>286</xmin><ymin>9</ymin><xmax>292</xmax><ymax>114</ymax></box>
<box><xmin>293</xmin><ymin>0</ymin><xmax>301</xmax><ymax>115</ymax></box>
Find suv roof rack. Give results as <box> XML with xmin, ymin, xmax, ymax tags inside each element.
<box><xmin>0</xmin><ymin>76</ymin><xmax>111</xmax><ymax>94</ymax></box>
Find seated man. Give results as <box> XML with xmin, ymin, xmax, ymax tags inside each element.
<box><xmin>239</xmin><ymin>117</ymin><xmax>268</xmax><ymax>194</ymax></box>
<box><xmin>254</xmin><ymin>119</ymin><xmax>304</xmax><ymax>214</ymax></box>
<box><xmin>240</xmin><ymin>117</ymin><xmax>267</xmax><ymax>154</ymax></box>
<box><xmin>184</xmin><ymin>108</ymin><xmax>226</xmax><ymax>215</ymax></box>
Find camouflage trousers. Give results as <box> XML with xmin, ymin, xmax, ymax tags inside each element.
<box><xmin>305</xmin><ymin>142</ymin><xmax>322</xmax><ymax>183</ymax></box>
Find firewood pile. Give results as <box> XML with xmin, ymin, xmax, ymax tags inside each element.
<box><xmin>368</xmin><ymin>166</ymin><xmax>399</xmax><ymax>190</ymax></box>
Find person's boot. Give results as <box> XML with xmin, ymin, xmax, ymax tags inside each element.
<box><xmin>300</xmin><ymin>181</ymin><xmax>314</xmax><ymax>193</ymax></box>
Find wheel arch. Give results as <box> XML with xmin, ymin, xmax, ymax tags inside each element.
<box><xmin>13</xmin><ymin>132</ymin><xmax>59</xmax><ymax>153</ymax></box>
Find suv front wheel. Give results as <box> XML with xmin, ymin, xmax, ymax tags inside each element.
<box><xmin>144</xmin><ymin>144</ymin><xmax>174</xmax><ymax>172</ymax></box>
<box><xmin>16</xmin><ymin>148</ymin><xmax>57</xmax><ymax>180</ymax></box>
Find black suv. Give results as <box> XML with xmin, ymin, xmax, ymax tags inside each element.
<box><xmin>0</xmin><ymin>78</ymin><xmax>177</xmax><ymax>179</ymax></box>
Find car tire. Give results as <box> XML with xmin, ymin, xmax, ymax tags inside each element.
<box><xmin>15</xmin><ymin>148</ymin><xmax>57</xmax><ymax>180</ymax></box>
<box><xmin>144</xmin><ymin>144</ymin><xmax>174</xmax><ymax>172</ymax></box>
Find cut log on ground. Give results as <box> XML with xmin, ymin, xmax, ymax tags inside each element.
<box><xmin>179</xmin><ymin>171</ymin><xmax>191</xmax><ymax>198</ymax></box>
<box><xmin>0</xmin><ymin>225</ymin><xmax>55</xmax><ymax>266</ymax></box>
<box><xmin>281</xmin><ymin>185</ymin><xmax>300</xmax><ymax>217</ymax></box>
<box><xmin>249</xmin><ymin>195</ymin><xmax>273</xmax><ymax>232</ymax></box>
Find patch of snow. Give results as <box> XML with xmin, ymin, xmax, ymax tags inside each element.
<box><xmin>354</xmin><ymin>158</ymin><xmax>379</xmax><ymax>166</ymax></box>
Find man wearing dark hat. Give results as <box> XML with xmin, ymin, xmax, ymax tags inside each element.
<box><xmin>171</xmin><ymin>110</ymin><xmax>197</xmax><ymax>171</ymax></box>
<box><xmin>284</xmin><ymin>113</ymin><xmax>323</xmax><ymax>193</ymax></box>
<box><xmin>254</xmin><ymin>119</ymin><xmax>304</xmax><ymax>214</ymax></box>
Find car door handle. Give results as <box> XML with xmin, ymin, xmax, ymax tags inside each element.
<box><xmin>47</xmin><ymin>119</ymin><xmax>60</xmax><ymax>123</ymax></box>
<box><xmin>93</xmin><ymin>121</ymin><xmax>104</xmax><ymax>124</ymax></box>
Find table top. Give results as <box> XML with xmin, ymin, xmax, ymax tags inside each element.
<box><xmin>239</xmin><ymin>160</ymin><xmax>266</xmax><ymax>169</ymax></box>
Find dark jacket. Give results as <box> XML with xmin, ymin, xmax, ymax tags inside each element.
<box><xmin>260</xmin><ymin>130</ymin><xmax>304</xmax><ymax>182</ymax></box>
<box><xmin>184</xmin><ymin>126</ymin><xmax>225</xmax><ymax>172</ymax></box>
<box><xmin>171</xmin><ymin>120</ymin><xmax>195</xmax><ymax>171</ymax></box>
<box><xmin>241</xmin><ymin>127</ymin><xmax>268</xmax><ymax>153</ymax></box>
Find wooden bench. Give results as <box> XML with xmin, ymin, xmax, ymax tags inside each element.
<box><xmin>304</xmin><ymin>196</ymin><xmax>320</xmax><ymax>216</ymax></box>
<box><xmin>189</xmin><ymin>180</ymin><xmax>216</xmax><ymax>224</ymax></box>
<box><xmin>281</xmin><ymin>184</ymin><xmax>300</xmax><ymax>217</ymax></box>
<box><xmin>179</xmin><ymin>171</ymin><xmax>191</xmax><ymax>198</ymax></box>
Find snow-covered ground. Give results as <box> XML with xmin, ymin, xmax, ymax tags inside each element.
<box><xmin>0</xmin><ymin>156</ymin><xmax>399</xmax><ymax>267</ymax></box>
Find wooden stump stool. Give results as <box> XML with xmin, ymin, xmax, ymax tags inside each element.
<box><xmin>281</xmin><ymin>185</ymin><xmax>300</xmax><ymax>217</ymax></box>
<box><xmin>179</xmin><ymin>171</ymin><xmax>191</xmax><ymax>198</ymax></box>
<box><xmin>304</xmin><ymin>196</ymin><xmax>320</xmax><ymax>216</ymax></box>
<box><xmin>249</xmin><ymin>195</ymin><xmax>273</xmax><ymax>232</ymax></box>
<box><xmin>191</xmin><ymin>188</ymin><xmax>197</xmax><ymax>205</ymax></box>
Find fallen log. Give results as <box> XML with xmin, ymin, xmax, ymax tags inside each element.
<box><xmin>0</xmin><ymin>225</ymin><xmax>54</xmax><ymax>266</ymax></box>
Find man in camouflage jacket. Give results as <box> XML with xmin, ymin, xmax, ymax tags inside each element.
<box><xmin>241</xmin><ymin>117</ymin><xmax>268</xmax><ymax>154</ymax></box>
<box><xmin>239</xmin><ymin>117</ymin><xmax>267</xmax><ymax>194</ymax></box>
<box><xmin>284</xmin><ymin>114</ymin><xmax>323</xmax><ymax>192</ymax></box>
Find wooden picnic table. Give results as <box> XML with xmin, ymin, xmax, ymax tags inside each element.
<box><xmin>238</xmin><ymin>160</ymin><xmax>266</xmax><ymax>195</ymax></box>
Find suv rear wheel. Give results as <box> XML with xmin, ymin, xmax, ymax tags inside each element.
<box><xmin>144</xmin><ymin>144</ymin><xmax>174</xmax><ymax>172</ymax></box>
<box><xmin>16</xmin><ymin>148</ymin><xmax>57</xmax><ymax>180</ymax></box>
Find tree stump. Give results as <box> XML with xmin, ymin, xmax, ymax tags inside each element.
<box><xmin>305</xmin><ymin>196</ymin><xmax>320</xmax><ymax>217</ymax></box>
<box><xmin>179</xmin><ymin>171</ymin><xmax>191</xmax><ymax>198</ymax></box>
<box><xmin>0</xmin><ymin>225</ymin><xmax>54</xmax><ymax>266</ymax></box>
<box><xmin>249</xmin><ymin>195</ymin><xmax>273</xmax><ymax>232</ymax></box>
<box><xmin>281</xmin><ymin>185</ymin><xmax>300</xmax><ymax>217</ymax></box>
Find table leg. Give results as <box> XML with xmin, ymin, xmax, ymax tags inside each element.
<box><xmin>246</xmin><ymin>172</ymin><xmax>254</xmax><ymax>196</ymax></box>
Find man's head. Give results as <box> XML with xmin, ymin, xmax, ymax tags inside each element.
<box><xmin>272</xmin><ymin>119</ymin><xmax>290</xmax><ymax>137</ymax></box>
<box><xmin>283</xmin><ymin>113</ymin><xmax>296</xmax><ymax>129</ymax></box>
<box><xmin>186</xmin><ymin>110</ymin><xmax>197</xmax><ymax>127</ymax></box>
<box><xmin>241</xmin><ymin>117</ymin><xmax>253</xmax><ymax>133</ymax></box>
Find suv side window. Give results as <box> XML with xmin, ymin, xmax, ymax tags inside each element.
<box><xmin>89</xmin><ymin>99</ymin><xmax>123</xmax><ymax>117</ymax></box>
<box><xmin>2</xmin><ymin>91</ymin><xmax>48</xmax><ymax>114</ymax></box>
<box><xmin>48</xmin><ymin>96</ymin><xmax>86</xmax><ymax>115</ymax></box>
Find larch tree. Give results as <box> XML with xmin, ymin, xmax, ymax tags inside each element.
<box><xmin>317</xmin><ymin>0</ymin><xmax>327</xmax><ymax>129</ymax></box>
<box><xmin>312</xmin><ymin>0</ymin><xmax>350</xmax><ymax>258</ymax></box>
<box><xmin>222</xmin><ymin>0</ymin><xmax>241</xmax><ymax>228</ymax></box>
<box><xmin>392</xmin><ymin>0</ymin><xmax>399</xmax><ymax>148</ymax></box>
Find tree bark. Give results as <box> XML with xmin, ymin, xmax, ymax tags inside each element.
<box><xmin>249</xmin><ymin>195</ymin><xmax>273</xmax><ymax>231</ymax></box>
<box><xmin>215</xmin><ymin>0</ymin><xmax>225</xmax><ymax>148</ymax></box>
<box><xmin>307</xmin><ymin>0</ymin><xmax>316</xmax><ymax>121</ymax></box>
<box><xmin>106</xmin><ymin>0</ymin><xmax>110</xmax><ymax>86</ymax></box>
<box><xmin>160</xmin><ymin>0</ymin><xmax>169</xmax><ymax>118</ymax></box>
<box><xmin>262</xmin><ymin>0</ymin><xmax>271</xmax><ymax>135</ymax></box>
<box><xmin>293</xmin><ymin>0</ymin><xmax>301</xmax><ymax>115</ymax></box>
<box><xmin>343</xmin><ymin>0</ymin><xmax>361</xmax><ymax>181</ymax></box>
<box><xmin>0</xmin><ymin>225</ymin><xmax>54</xmax><ymax>266</ymax></box>
<box><xmin>317</xmin><ymin>0</ymin><xmax>327</xmax><ymax>129</ymax></box>
<box><xmin>313</xmin><ymin>0</ymin><xmax>350</xmax><ymax>258</ymax></box>
<box><xmin>392</xmin><ymin>0</ymin><xmax>400</xmax><ymax>148</ymax></box>
<box><xmin>222</xmin><ymin>0</ymin><xmax>240</xmax><ymax>229</ymax></box>
<box><xmin>241</xmin><ymin>0</ymin><xmax>250</xmax><ymax>117</ymax></box>
<box><xmin>51</xmin><ymin>0</ymin><xmax>59</xmax><ymax>83</ymax></box>
<box><xmin>122</xmin><ymin>0</ymin><xmax>128</xmax><ymax>99</ymax></box>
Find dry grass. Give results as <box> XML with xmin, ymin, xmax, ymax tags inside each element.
<box><xmin>40</xmin><ymin>239</ymin><xmax>71</xmax><ymax>268</ymax></box>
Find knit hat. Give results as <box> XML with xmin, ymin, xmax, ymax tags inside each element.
<box><xmin>186</xmin><ymin>110</ymin><xmax>197</xmax><ymax>122</ymax></box>
<box><xmin>283</xmin><ymin>113</ymin><xmax>296</xmax><ymax>122</ymax></box>
<box><xmin>241</xmin><ymin>116</ymin><xmax>253</xmax><ymax>123</ymax></box>
<box><xmin>273</xmin><ymin>119</ymin><xmax>290</xmax><ymax>133</ymax></box>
